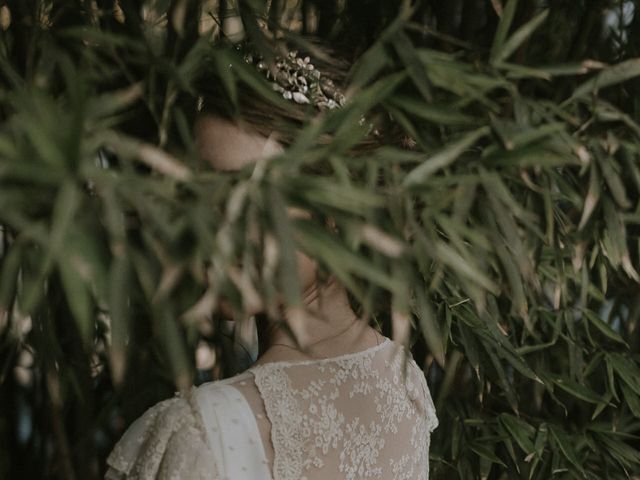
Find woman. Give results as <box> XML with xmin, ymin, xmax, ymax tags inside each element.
<box><xmin>105</xmin><ymin>41</ymin><xmax>438</xmax><ymax>480</ymax></box>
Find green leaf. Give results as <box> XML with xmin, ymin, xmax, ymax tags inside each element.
<box><xmin>433</xmin><ymin>241</ymin><xmax>501</xmax><ymax>295</ymax></box>
<box><xmin>403</xmin><ymin>126</ymin><xmax>490</xmax><ymax>187</ymax></box>
<box><xmin>549</xmin><ymin>425</ymin><xmax>585</xmax><ymax>474</ymax></box>
<box><xmin>154</xmin><ymin>304</ymin><xmax>191</xmax><ymax>392</ymax></box>
<box><xmin>595</xmin><ymin>432</ymin><xmax>640</xmax><ymax>468</ymax></box>
<box><xmin>491</xmin><ymin>335</ymin><xmax>540</xmax><ymax>382</ymax></box>
<box><xmin>387</xmin><ymin>95</ymin><xmax>479</xmax><ymax>126</ymax></box>
<box><xmin>392</xmin><ymin>31</ymin><xmax>432</xmax><ymax>102</ymax></box>
<box><xmin>551</xmin><ymin>376</ymin><xmax>603</xmax><ymax>404</ymax></box>
<box><xmin>591</xmin><ymin>391</ymin><xmax>613</xmax><ymax>421</ymax></box>
<box><xmin>619</xmin><ymin>383</ymin><xmax>640</xmax><ymax>418</ymax></box>
<box><xmin>90</xmin><ymin>82</ymin><xmax>144</xmax><ymax>119</ymax></box>
<box><xmin>346</xmin><ymin>7</ymin><xmax>409</xmax><ymax>89</ymax></box>
<box><xmin>347</xmin><ymin>43</ymin><xmax>390</xmax><ymax>91</ymax></box>
<box><xmin>492</xmin><ymin>9</ymin><xmax>550</xmax><ymax>65</ymax></box>
<box><xmin>578</xmin><ymin>161</ymin><xmax>600</xmax><ymax>231</ymax></box>
<box><xmin>483</xmin><ymin>341</ymin><xmax>519</xmax><ymax>413</ymax></box>
<box><xmin>293</xmin><ymin>220</ymin><xmax>402</xmax><ymax>294</ymax></box>
<box><xmin>503</xmin><ymin>122</ymin><xmax>567</xmax><ymax>151</ymax></box>
<box><xmin>0</xmin><ymin>242</ymin><xmax>22</xmax><ymax>309</ymax></box>
<box><xmin>21</xmin><ymin>182</ymin><xmax>81</xmax><ymax>313</ymax></box>
<box><xmin>230</xmin><ymin>52</ymin><xmax>289</xmax><ymax>109</ymax></box>
<box><xmin>595</xmin><ymin>149</ymin><xmax>632</xmax><ymax>209</ymax></box>
<box><xmin>468</xmin><ymin>440</ymin><xmax>507</xmax><ymax>467</ymax></box>
<box><xmin>571</xmin><ymin>58</ymin><xmax>640</xmax><ymax>100</ymax></box>
<box><xmin>608</xmin><ymin>353</ymin><xmax>640</xmax><ymax>396</ymax></box>
<box><xmin>213</xmin><ymin>48</ymin><xmax>239</xmax><ymax>108</ymax></box>
<box><xmin>58</xmin><ymin>256</ymin><xmax>93</xmax><ymax>346</ymax></box>
<box><xmin>458</xmin><ymin>323</ymin><xmax>481</xmax><ymax>379</ymax></box>
<box><xmin>281</xmin><ymin>175</ymin><xmax>384</xmax><ymax>213</ymax></box>
<box><xmin>412</xmin><ymin>287</ymin><xmax>445</xmax><ymax>366</ymax></box>
<box><xmin>533</xmin><ymin>423</ymin><xmax>549</xmax><ymax>458</ymax></box>
<box><xmin>490</xmin><ymin>0</ymin><xmax>519</xmax><ymax>63</ymax></box>
<box><xmin>601</xmin><ymin>197</ymin><xmax>639</xmax><ymax>281</ymax></box>
<box><xmin>268</xmin><ymin>186</ymin><xmax>302</xmax><ymax>308</ymax></box>
<box><xmin>108</xmin><ymin>253</ymin><xmax>132</xmax><ymax>387</ymax></box>
<box><xmin>515</xmin><ymin>339</ymin><xmax>556</xmax><ymax>355</ymax></box>
<box><xmin>581</xmin><ymin>308</ymin><xmax>626</xmax><ymax>345</ymax></box>
<box><xmin>499</xmin><ymin>413</ymin><xmax>536</xmax><ymax>454</ymax></box>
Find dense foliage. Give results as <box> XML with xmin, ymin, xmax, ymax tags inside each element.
<box><xmin>1</xmin><ymin>1</ymin><xmax>639</xmax><ymax>478</ymax></box>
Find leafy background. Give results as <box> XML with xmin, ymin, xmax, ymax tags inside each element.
<box><xmin>1</xmin><ymin>0</ymin><xmax>640</xmax><ymax>478</ymax></box>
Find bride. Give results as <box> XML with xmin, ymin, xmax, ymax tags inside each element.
<box><xmin>105</xmin><ymin>41</ymin><xmax>438</xmax><ymax>480</ymax></box>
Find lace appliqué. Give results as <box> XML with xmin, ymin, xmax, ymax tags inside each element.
<box><xmin>105</xmin><ymin>387</ymin><xmax>216</xmax><ymax>480</ymax></box>
<box><xmin>251</xmin><ymin>340</ymin><xmax>438</xmax><ymax>480</ymax></box>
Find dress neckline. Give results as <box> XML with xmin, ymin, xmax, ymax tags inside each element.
<box><xmin>249</xmin><ymin>336</ymin><xmax>392</xmax><ymax>369</ymax></box>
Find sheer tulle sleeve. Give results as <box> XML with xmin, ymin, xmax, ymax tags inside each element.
<box><xmin>105</xmin><ymin>389</ymin><xmax>217</xmax><ymax>480</ymax></box>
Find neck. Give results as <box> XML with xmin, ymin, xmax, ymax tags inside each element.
<box><xmin>256</xmin><ymin>277</ymin><xmax>378</xmax><ymax>362</ymax></box>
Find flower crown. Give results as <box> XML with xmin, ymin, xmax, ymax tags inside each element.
<box><xmin>240</xmin><ymin>44</ymin><xmax>347</xmax><ymax>111</ymax></box>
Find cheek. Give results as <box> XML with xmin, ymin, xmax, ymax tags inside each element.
<box><xmin>296</xmin><ymin>251</ymin><xmax>318</xmax><ymax>292</ymax></box>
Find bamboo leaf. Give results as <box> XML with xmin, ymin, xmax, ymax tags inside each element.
<box><xmin>155</xmin><ymin>305</ymin><xmax>191</xmax><ymax>393</ymax></box>
<box><xmin>490</xmin><ymin>0</ymin><xmax>519</xmax><ymax>63</ymax></box>
<box><xmin>387</xmin><ymin>95</ymin><xmax>479</xmax><ymax>126</ymax></box>
<box><xmin>499</xmin><ymin>413</ymin><xmax>536</xmax><ymax>454</ymax></box>
<box><xmin>281</xmin><ymin>175</ymin><xmax>384</xmax><ymax>212</ymax></box>
<box><xmin>595</xmin><ymin>148</ymin><xmax>631</xmax><ymax>209</ymax></box>
<box><xmin>492</xmin><ymin>9</ymin><xmax>549</xmax><ymax>65</ymax></box>
<box><xmin>347</xmin><ymin>43</ymin><xmax>390</xmax><ymax>91</ymax></box>
<box><xmin>213</xmin><ymin>48</ymin><xmax>239</xmax><ymax>108</ymax></box>
<box><xmin>0</xmin><ymin>242</ymin><xmax>22</xmax><ymax>309</ymax></box>
<box><xmin>108</xmin><ymin>253</ymin><xmax>132</xmax><ymax>387</ymax></box>
<box><xmin>619</xmin><ymin>383</ymin><xmax>640</xmax><ymax>418</ymax></box>
<box><xmin>403</xmin><ymin>127</ymin><xmax>490</xmax><ymax>187</ymax></box>
<box><xmin>458</xmin><ymin>323</ymin><xmax>481</xmax><ymax>380</ymax></box>
<box><xmin>58</xmin><ymin>256</ymin><xmax>93</xmax><ymax>347</ymax></box>
<box><xmin>582</xmin><ymin>308</ymin><xmax>627</xmax><ymax>345</ymax></box>
<box><xmin>578</xmin><ymin>161</ymin><xmax>600</xmax><ymax>231</ymax></box>
<box><xmin>608</xmin><ymin>353</ymin><xmax>640</xmax><ymax>396</ymax></box>
<box><xmin>268</xmin><ymin>187</ymin><xmax>302</xmax><ymax>308</ymax></box>
<box><xmin>346</xmin><ymin>9</ymin><xmax>408</xmax><ymax>89</ymax></box>
<box><xmin>468</xmin><ymin>441</ymin><xmax>507</xmax><ymax>467</ymax></box>
<box><xmin>293</xmin><ymin>219</ymin><xmax>402</xmax><ymax>294</ymax></box>
<box><xmin>483</xmin><ymin>340</ymin><xmax>519</xmax><ymax>413</ymax></box>
<box><xmin>549</xmin><ymin>425</ymin><xmax>585</xmax><ymax>474</ymax></box>
<box><xmin>433</xmin><ymin>241</ymin><xmax>501</xmax><ymax>295</ymax></box>
<box><xmin>392</xmin><ymin>31</ymin><xmax>432</xmax><ymax>102</ymax></box>
<box><xmin>551</xmin><ymin>376</ymin><xmax>603</xmax><ymax>404</ymax></box>
<box><xmin>413</xmin><ymin>287</ymin><xmax>445</xmax><ymax>366</ymax></box>
<box><xmin>601</xmin><ymin>197</ymin><xmax>639</xmax><ymax>281</ymax></box>
<box><xmin>571</xmin><ymin>58</ymin><xmax>640</xmax><ymax>100</ymax></box>
<box><xmin>595</xmin><ymin>433</ymin><xmax>640</xmax><ymax>468</ymax></box>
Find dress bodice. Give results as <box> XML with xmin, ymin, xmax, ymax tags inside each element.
<box><xmin>105</xmin><ymin>337</ymin><xmax>438</xmax><ymax>480</ymax></box>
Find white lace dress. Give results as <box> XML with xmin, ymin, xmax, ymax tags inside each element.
<box><xmin>105</xmin><ymin>337</ymin><xmax>438</xmax><ymax>479</ymax></box>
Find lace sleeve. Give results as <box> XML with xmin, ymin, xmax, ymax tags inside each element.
<box><xmin>105</xmin><ymin>389</ymin><xmax>218</xmax><ymax>480</ymax></box>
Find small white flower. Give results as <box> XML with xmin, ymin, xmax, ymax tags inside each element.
<box><xmin>292</xmin><ymin>92</ymin><xmax>310</xmax><ymax>104</ymax></box>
